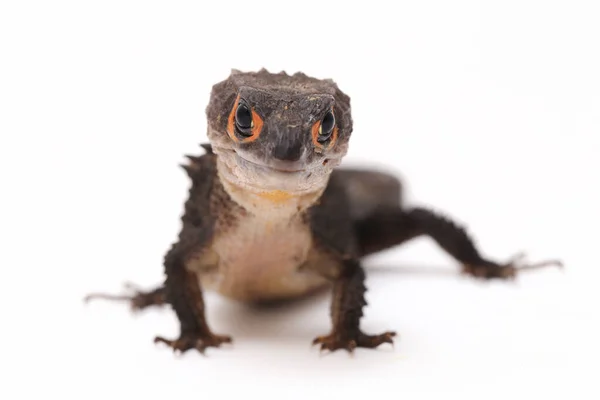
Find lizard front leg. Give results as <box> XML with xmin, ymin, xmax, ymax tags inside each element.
<box><xmin>313</xmin><ymin>260</ymin><xmax>396</xmax><ymax>353</ymax></box>
<box><xmin>154</xmin><ymin>245</ymin><xmax>231</xmax><ymax>354</ymax></box>
<box><xmin>356</xmin><ymin>206</ymin><xmax>562</xmax><ymax>279</ymax></box>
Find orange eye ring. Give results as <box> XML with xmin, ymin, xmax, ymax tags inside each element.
<box><xmin>311</xmin><ymin>108</ymin><xmax>338</xmax><ymax>149</ymax></box>
<box><xmin>227</xmin><ymin>95</ymin><xmax>263</xmax><ymax>143</ymax></box>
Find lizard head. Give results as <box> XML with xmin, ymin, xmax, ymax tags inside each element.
<box><xmin>205</xmin><ymin>69</ymin><xmax>353</xmax><ymax>207</ymax></box>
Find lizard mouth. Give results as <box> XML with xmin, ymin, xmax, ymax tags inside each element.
<box><xmin>234</xmin><ymin>152</ymin><xmax>307</xmax><ymax>174</ymax></box>
<box><xmin>214</xmin><ymin>146</ymin><xmax>331</xmax><ymax>196</ymax></box>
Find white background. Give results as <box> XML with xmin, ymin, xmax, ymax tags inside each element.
<box><xmin>1</xmin><ymin>0</ymin><xmax>599</xmax><ymax>399</ymax></box>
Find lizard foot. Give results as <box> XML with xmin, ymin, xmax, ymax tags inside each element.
<box><xmin>83</xmin><ymin>282</ymin><xmax>166</xmax><ymax>312</ymax></box>
<box><xmin>462</xmin><ymin>252</ymin><xmax>563</xmax><ymax>280</ymax></box>
<box><xmin>312</xmin><ymin>330</ymin><xmax>396</xmax><ymax>353</ymax></box>
<box><xmin>154</xmin><ymin>332</ymin><xmax>232</xmax><ymax>355</ymax></box>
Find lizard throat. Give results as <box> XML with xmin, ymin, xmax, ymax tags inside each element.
<box><xmin>216</xmin><ymin>158</ymin><xmax>326</xmax><ymax>216</ymax></box>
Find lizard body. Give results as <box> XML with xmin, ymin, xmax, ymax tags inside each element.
<box><xmin>86</xmin><ymin>69</ymin><xmax>561</xmax><ymax>354</ymax></box>
<box><xmin>186</xmin><ymin>152</ymin><xmax>327</xmax><ymax>302</ymax></box>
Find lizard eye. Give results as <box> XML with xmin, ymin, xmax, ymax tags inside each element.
<box><xmin>311</xmin><ymin>108</ymin><xmax>338</xmax><ymax>150</ymax></box>
<box><xmin>317</xmin><ymin>110</ymin><xmax>335</xmax><ymax>143</ymax></box>
<box><xmin>235</xmin><ymin>102</ymin><xmax>253</xmax><ymax>136</ymax></box>
<box><xmin>227</xmin><ymin>95</ymin><xmax>264</xmax><ymax>143</ymax></box>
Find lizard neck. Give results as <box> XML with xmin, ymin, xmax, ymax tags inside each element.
<box><xmin>216</xmin><ymin>157</ymin><xmax>325</xmax><ymax>219</ymax></box>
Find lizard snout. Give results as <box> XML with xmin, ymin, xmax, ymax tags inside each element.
<box><xmin>268</xmin><ymin>121</ymin><xmax>307</xmax><ymax>163</ymax></box>
<box><xmin>272</xmin><ymin>137</ymin><xmax>303</xmax><ymax>162</ymax></box>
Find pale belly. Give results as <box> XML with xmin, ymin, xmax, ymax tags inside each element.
<box><xmin>195</xmin><ymin>215</ymin><xmax>329</xmax><ymax>302</ymax></box>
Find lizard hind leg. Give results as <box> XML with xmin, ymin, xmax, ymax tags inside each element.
<box><xmin>356</xmin><ymin>206</ymin><xmax>563</xmax><ymax>280</ymax></box>
<box><xmin>84</xmin><ymin>282</ymin><xmax>166</xmax><ymax>312</ymax></box>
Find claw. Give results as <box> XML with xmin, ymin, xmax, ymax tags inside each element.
<box><xmin>346</xmin><ymin>340</ymin><xmax>357</xmax><ymax>353</ymax></box>
<box><xmin>312</xmin><ymin>335</ymin><xmax>326</xmax><ymax>346</ymax></box>
<box><xmin>154</xmin><ymin>333</ymin><xmax>232</xmax><ymax>355</ymax></box>
<box><xmin>379</xmin><ymin>332</ymin><xmax>396</xmax><ymax>346</ymax></box>
<box><xmin>153</xmin><ymin>336</ymin><xmax>174</xmax><ymax>347</ymax></box>
<box><xmin>155</xmin><ymin>336</ymin><xmax>199</xmax><ymax>354</ymax></box>
<box><xmin>312</xmin><ymin>330</ymin><xmax>396</xmax><ymax>354</ymax></box>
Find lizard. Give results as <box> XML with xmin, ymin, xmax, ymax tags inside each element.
<box><xmin>85</xmin><ymin>69</ymin><xmax>562</xmax><ymax>355</ymax></box>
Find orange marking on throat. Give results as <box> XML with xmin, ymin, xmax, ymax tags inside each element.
<box><xmin>257</xmin><ymin>190</ymin><xmax>297</xmax><ymax>203</ymax></box>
